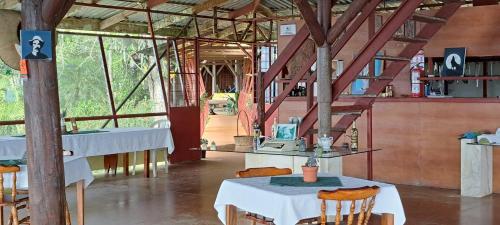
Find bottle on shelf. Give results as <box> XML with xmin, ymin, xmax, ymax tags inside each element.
<box><xmin>350</xmin><ymin>121</ymin><xmax>359</xmax><ymax>151</ymax></box>
<box><xmin>253</xmin><ymin>122</ymin><xmax>261</xmax><ymax>150</ymax></box>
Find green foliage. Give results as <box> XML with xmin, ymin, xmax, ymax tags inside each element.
<box><xmin>0</xmin><ymin>34</ymin><xmax>168</xmax><ymax>135</ymax></box>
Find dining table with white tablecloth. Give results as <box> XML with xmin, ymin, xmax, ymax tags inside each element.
<box><xmin>0</xmin><ymin>127</ymin><xmax>175</xmax><ymax>225</ymax></box>
<box><xmin>0</xmin><ymin>127</ymin><xmax>175</xmax><ymax>160</ymax></box>
<box><xmin>214</xmin><ymin>174</ymin><xmax>406</xmax><ymax>225</ymax></box>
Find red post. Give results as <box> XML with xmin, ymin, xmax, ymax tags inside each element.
<box><xmin>98</xmin><ymin>35</ymin><xmax>122</xmax><ymax>176</ymax></box>
<box><xmin>146</xmin><ymin>9</ymin><xmax>170</xmax><ymax>177</ymax></box>
<box><xmin>366</xmin><ymin>12</ymin><xmax>375</xmax><ymax>181</ymax></box>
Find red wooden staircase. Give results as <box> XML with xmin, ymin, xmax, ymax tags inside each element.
<box><xmin>289</xmin><ymin>0</ymin><xmax>463</xmax><ymax>142</ymax></box>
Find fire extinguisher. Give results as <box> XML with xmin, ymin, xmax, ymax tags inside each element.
<box><xmin>410</xmin><ymin>50</ymin><xmax>425</xmax><ymax>98</ymax></box>
<box><xmin>411</xmin><ymin>66</ymin><xmax>424</xmax><ymax>97</ymax></box>
<box><xmin>411</xmin><ymin>66</ymin><xmax>424</xmax><ymax>98</ymax></box>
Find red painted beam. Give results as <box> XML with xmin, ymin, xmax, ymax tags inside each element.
<box><xmin>262</xmin><ymin>26</ymin><xmax>310</xmax><ymax>88</ymax></box>
<box><xmin>326</xmin><ymin>0</ymin><xmax>371</xmax><ymax>44</ymax></box>
<box><xmin>294</xmin><ymin>0</ymin><xmax>325</xmax><ymax>46</ymax></box>
<box><xmin>264</xmin><ymin>55</ymin><xmax>317</xmax><ymax>120</ymax></box>
<box><xmin>331</xmin><ymin>0</ymin><xmax>382</xmax><ymax>57</ymax></box>
<box><xmin>148</xmin><ymin>0</ymin><xmax>169</xmax><ymax>8</ymax></box>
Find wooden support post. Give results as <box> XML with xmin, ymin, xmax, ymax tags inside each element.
<box><xmin>252</xmin><ymin>12</ymin><xmax>257</xmax><ymax>42</ymax></box>
<box><xmin>213</xmin><ymin>7</ymin><xmax>218</xmax><ymax>37</ymax></box>
<box><xmin>76</xmin><ymin>180</ymin><xmax>85</xmax><ymax>225</ymax></box>
<box><xmin>98</xmin><ymin>35</ymin><xmax>122</xmax><ymax>176</ymax></box>
<box><xmin>22</xmin><ymin>0</ymin><xmax>75</xmax><ymax>225</ymax></box>
<box><xmin>147</xmin><ymin>10</ymin><xmax>170</xmax><ymax>114</ymax></box>
<box><xmin>316</xmin><ymin>0</ymin><xmax>332</xmax><ymax>137</ymax></box>
<box><xmin>367</xmin><ymin>12</ymin><xmax>375</xmax><ymax>181</ymax></box>
<box><xmin>144</xmin><ymin>150</ymin><xmax>150</xmax><ymax>178</ymax></box>
<box><xmin>194</xmin><ymin>15</ymin><xmax>200</xmax><ymax>37</ymax></box>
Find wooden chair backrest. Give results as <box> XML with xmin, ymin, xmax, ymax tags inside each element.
<box><xmin>236</xmin><ymin>167</ymin><xmax>292</xmax><ymax>178</ymax></box>
<box><xmin>0</xmin><ymin>165</ymin><xmax>21</xmax><ymax>204</ymax></box>
<box><xmin>317</xmin><ymin>186</ymin><xmax>380</xmax><ymax>225</ymax></box>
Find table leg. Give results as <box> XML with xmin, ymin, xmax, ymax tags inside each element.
<box><xmin>123</xmin><ymin>153</ymin><xmax>129</xmax><ymax>176</ymax></box>
<box><xmin>144</xmin><ymin>150</ymin><xmax>150</xmax><ymax>178</ymax></box>
<box><xmin>225</xmin><ymin>205</ymin><xmax>237</xmax><ymax>225</ymax></box>
<box><xmin>76</xmin><ymin>180</ymin><xmax>85</xmax><ymax>225</ymax></box>
<box><xmin>152</xmin><ymin>150</ymin><xmax>157</xmax><ymax>177</ymax></box>
<box><xmin>381</xmin><ymin>213</ymin><xmax>394</xmax><ymax>225</ymax></box>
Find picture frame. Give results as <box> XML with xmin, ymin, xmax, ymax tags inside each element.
<box><xmin>275</xmin><ymin>124</ymin><xmax>297</xmax><ymax>140</ymax></box>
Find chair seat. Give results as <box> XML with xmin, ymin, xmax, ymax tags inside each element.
<box><xmin>246</xmin><ymin>212</ymin><xmax>320</xmax><ymax>225</ymax></box>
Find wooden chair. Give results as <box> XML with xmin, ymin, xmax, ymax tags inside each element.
<box><xmin>317</xmin><ymin>186</ymin><xmax>380</xmax><ymax>225</ymax></box>
<box><xmin>236</xmin><ymin>167</ymin><xmax>319</xmax><ymax>225</ymax></box>
<box><xmin>0</xmin><ymin>165</ymin><xmax>72</xmax><ymax>225</ymax></box>
<box><xmin>0</xmin><ymin>165</ymin><xmax>29</xmax><ymax>225</ymax></box>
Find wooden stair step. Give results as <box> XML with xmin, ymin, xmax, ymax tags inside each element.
<box><xmin>355</xmin><ymin>76</ymin><xmax>394</xmax><ymax>80</ymax></box>
<box><xmin>374</xmin><ymin>55</ymin><xmax>410</xmax><ymax>61</ymax></box>
<box><xmin>392</xmin><ymin>35</ymin><xmax>428</xmax><ymax>43</ymax></box>
<box><xmin>331</xmin><ymin>105</ymin><xmax>369</xmax><ymax>115</ymax></box>
<box><xmin>339</xmin><ymin>94</ymin><xmax>378</xmax><ymax>98</ymax></box>
<box><xmin>310</xmin><ymin>127</ymin><xmax>347</xmax><ymax>134</ymax></box>
<box><xmin>411</xmin><ymin>13</ymin><xmax>447</xmax><ymax>24</ymax></box>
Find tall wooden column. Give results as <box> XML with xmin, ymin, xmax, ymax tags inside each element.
<box><xmin>317</xmin><ymin>0</ymin><xmax>332</xmax><ymax>136</ymax></box>
<box><xmin>22</xmin><ymin>0</ymin><xmax>75</xmax><ymax>225</ymax></box>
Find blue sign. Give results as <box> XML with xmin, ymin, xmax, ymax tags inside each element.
<box><xmin>20</xmin><ymin>30</ymin><xmax>52</xmax><ymax>61</ymax></box>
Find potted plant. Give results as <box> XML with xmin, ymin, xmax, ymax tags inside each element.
<box><xmin>302</xmin><ymin>154</ymin><xmax>319</xmax><ymax>183</ymax></box>
<box><xmin>200</xmin><ymin>138</ymin><xmax>209</xmax><ymax>150</ymax></box>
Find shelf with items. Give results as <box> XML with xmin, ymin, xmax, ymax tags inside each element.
<box><xmin>419</xmin><ymin>75</ymin><xmax>500</xmax><ymax>81</ymax></box>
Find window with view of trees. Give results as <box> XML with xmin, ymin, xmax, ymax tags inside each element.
<box><xmin>0</xmin><ymin>34</ymin><xmax>172</xmax><ymax>135</ymax></box>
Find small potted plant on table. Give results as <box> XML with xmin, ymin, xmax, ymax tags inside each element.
<box><xmin>302</xmin><ymin>154</ymin><xmax>319</xmax><ymax>183</ymax></box>
<box><xmin>200</xmin><ymin>138</ymin><xmax>209</xmax><ymax>150</ymax></box>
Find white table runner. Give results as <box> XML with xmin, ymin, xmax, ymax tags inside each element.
<box><xmin>0</xmin><ymin>127</ymin><xmax>175</xmax><ymax>160</ymax></box>
<box><xmin>214</xmin><ymin>175</ymin><xmax>406</xmax><ymax>225</ymax></box>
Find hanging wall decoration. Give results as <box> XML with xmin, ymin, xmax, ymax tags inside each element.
<box><xmin>442</xmin><ymin>47</ymin><xmax>466</xmax><ymax>76</ymax></box>
<box><xmin>21</xmin><ymin>30</ymin><xmax>52</xmax><ymax>61</ymax></box>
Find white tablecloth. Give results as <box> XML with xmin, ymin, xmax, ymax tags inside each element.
<box><xmin>2</xmin><ymin>157</ymin><xmax>94</xmax><ymax>189</ymax></box>
<box><xmin>0</xmin><ymin>127</ymin><xmax>175</xmax><ymax>160</ymax></box>
<box><xmin>214</xmin><ymin>175</ymin><xmax>406</xmax><ymax>225</ymax></box>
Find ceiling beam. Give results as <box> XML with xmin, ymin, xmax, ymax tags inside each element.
<box><xmin>228</xmin><ymin>0</ymin><xmax>261</xmax><ymax>19</ymax></box>
<box><xmin>192</xmin><ymin>0</ymin><xmax>230</xmax><ymax>14</ymax></box>
<box><xmin>294</xmin><ymin>0</ymin><xmax>325</xmax><ymax>46</ymax></box>
<box><xmin>153</xmin><ymin>8</ymin><xmax>192</xmax><ymax>30</ymax></box>
<box><xmin>59</xmin><ymin>17</ymin><xmax>183</xmax><ymax>36</ymax></box>
<box><xmin>100</xmin><ymin>10</ymin><xmax>137</xmax><ymax>30</ymax></box>
<box><xmin>256</xmin><ymin>4</ymin><xmax>274</xmax><ymax>18</ymax></box>
<box><xmin>65</xmin><ymin>0</ymin><xmax>98</xmax><ymax>17</ymax></box>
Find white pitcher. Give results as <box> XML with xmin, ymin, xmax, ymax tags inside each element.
<box><xmin>318</xmin><ymin>134</ymin><xmax>333</xmax><ymax>149</ymax></box>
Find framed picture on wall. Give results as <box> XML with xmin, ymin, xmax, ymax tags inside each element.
<box><xmin>442</xmin><ymin>47</ymin><xmax>466</xmax><ymax>76</ymax></box>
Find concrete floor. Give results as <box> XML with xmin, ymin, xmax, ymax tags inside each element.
<box><xmin>59</xmin><ymin>114</ymin><xmax>500</xmax><ymax>225</ymax></box>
